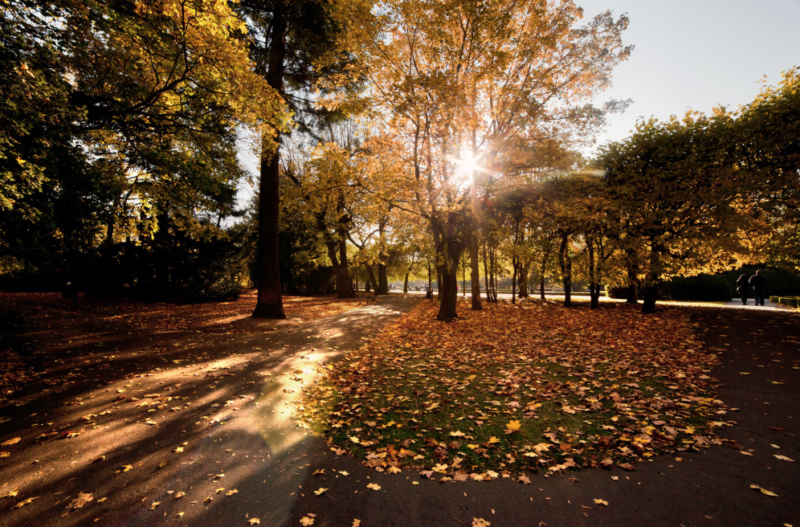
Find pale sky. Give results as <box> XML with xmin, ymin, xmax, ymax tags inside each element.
<box><xmin>578</xmin><ymin>0</ymin><xmax>800</xmax><ymax>150</ymax></box>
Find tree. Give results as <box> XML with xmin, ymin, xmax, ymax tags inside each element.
<box><xmin>354</xmin><ymin>0</ymin><xmax>631</xmax><ymax>320</ymax></box>
<box><xmin>237</xmin><ymin>0</ymin><xmax>364</xmax><ymax>318</ymax></box>
<box><xmin>599</xmin><ymin>113</ymin><xmax>752</xmax><ymax>313</ymax></box>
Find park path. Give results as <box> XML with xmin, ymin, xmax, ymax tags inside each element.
<box><xmin>1</xmin><ymin>295</ymin><xmax>798</xmax><ymax>527</ymax></box>
<box><xmin>0</xmin><ymin>294</ymin><xmax>421</xmax><ymax>527</ymax></box>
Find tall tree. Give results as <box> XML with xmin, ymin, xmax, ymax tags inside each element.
<box><xmin>237</xmin><ymin>0</ymin><xmax>363</xmax><ymax>318</ymax></box>
<box><xmin>354</xmin><ymin>0</ymin><xmax>631</xmax><ymax>320</ymax></box>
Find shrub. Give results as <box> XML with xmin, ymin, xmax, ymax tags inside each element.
<box><xmin>725</xmin><ymin>267</ymin><xmax>800</xmax><ymax>297</ymax></box>
<box><xmin>605</xmin><ymin>285</ymin><xmax>629</xmax><ymax>299</ymax></box>
<box><xmin>660</xmin><ymin>274</ymin><xmax>732</xmax><ymax>301</ymax></box>
<box><xmin>777</xmin><ymin>297</ymin><xmax>800</xmax><ymax>308</ymax></box>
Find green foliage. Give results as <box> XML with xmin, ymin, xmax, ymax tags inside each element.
<box><xmin>605</xmin><ymin>285</ymin><xmax>629</xmax><ymax>299</ymax></box>
<box><xmin>725</xmin><ymin>266</ymin><xmax>800</xmax><ymax>297</ymax></box>
<box><xmin>659</xmin><ymin>275</ymin><xmax>732</xmax><ymax>302</ymax></box>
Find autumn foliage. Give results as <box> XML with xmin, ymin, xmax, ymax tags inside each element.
<box><xmin>300</xmin><ymin>299</ymin><xmax>728</xmax><ymax>478</ymax></box>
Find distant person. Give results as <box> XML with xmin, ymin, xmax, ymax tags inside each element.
<box><xmin>748</xmin><ymin>270</ymin><xmax>767</xmax><ymax>306</ymax></box>
<box><xmin>736</xmin><ymin>274</ymin><xmax>748</xmax><ymax>305</ymax></box>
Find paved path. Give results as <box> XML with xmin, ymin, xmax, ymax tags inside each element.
<box><xmin>1</xmin><ymin>295</ymin><xmax>798</xmax><ymax>527</ymax></box>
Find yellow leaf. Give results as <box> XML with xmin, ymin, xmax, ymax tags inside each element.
<box><xmin>505</xmin><ymin>420</ymin><xmax>521</xmax><ymax>432</ymax></box>
<box><xmin>366</xmin><ymin>483</ymin><xmax>381</xmax><ymax>491</ymax></box>
<box><xmin>487</xmin><ymin>437</ymin><xmax>500</xmax><ymax>444</ymax></box>
<box><xmin>300</xmin><ymin>516</ymin><xmax>315</xmax><ymax>526</ymax></box>
<box><xmin>314</xmin><ymin>487</ymin><xmax>328</xmax><ymax>496</ymax></box>
<box><xmin>594</xmin><ymin>499</ymin><xmax>609</xmax><ymax>506</ymax></box>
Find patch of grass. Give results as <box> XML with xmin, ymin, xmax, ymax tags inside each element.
<box><xmin>299</xmin><ymin>301</ymin><xmax>726</xmax><ymax>480</ymax></box>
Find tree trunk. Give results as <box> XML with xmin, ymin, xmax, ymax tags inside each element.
<box><xmin>511</xmin><ymin>257</ymin><xmax>517</xmax><ymax>304</ymax></box>
<box><xmin>558</xmin><ymin>232</ymin><xmax>572</xmax><ymax>308</ymax></box>
<box><xmin>433</xmin><ymin>219</ymin><xmax>465</xmax><ymax>321</ymax></box>
<box><xmin>336</xmin><ymin>236</ymin><xmax>354</xmax><ymax>298</ymax></box>
<box><xmin>626</xmin><ymin>249</ymin><xmax>639</xmax><ymax>304</ymax></box>
<box><xmin>403</xmin><ymin>271</ymin><xmax>409</xmax><ymax>293</ymax></box>
<box><xmin>489</xmin><ymin>245</ymin><xmax>497</xmax><ymax>302</ymax></box>
<box><xmin>469</xmin><ymin>181</ymin><xmax>482</xmax><ymax>310</ymax></box>
<box><xmin>252</xmin><ymin>8</ymin><xmax>287</xmax><ymax>319</ymax></box>
<box><xmin>378</xmin><ymin>263</ymin><xmax>388</xmax><ymax>295</ymax></box>
<box><xmin>540</xmin><ymin>274</ymin><xmax>545</xmax><ymax>300</ymax></box>
<box><xmin>462</xmin><ymin>255</ymin><xmax>466</xmax><ymax>297</ymax></box>
<box><xmin>588</xmin><ymin>240</ymin><xmax>599</xmax><ymax>309</ymax></box>
<box><xmin>482</xmin><ymin>242</ymin><xmax>492</xmax><ymax>303</ymax></box>
<box><xmin>642</xmin><ymin>249</ymin><xmax>660</xmax><ymax>314</ymax></box>
<box><xmin>364</xmin><ymin>264</ymin><xmax>379</xmax><ymax>296</ymax></box>
<box><xmin>518</xmin><ymin>262</ymin><xmax>529</xmax><ymax>299</ymax></box>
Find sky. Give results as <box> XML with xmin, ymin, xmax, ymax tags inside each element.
<box><xmin>578</xmin><ymin>0</ymin><xmax>800</xmax><ymax>150</ymax></box>
<box><xmin>237</xmin><ymin>0</ymin><xmax>800</xmax><ymax>206</ymax></box>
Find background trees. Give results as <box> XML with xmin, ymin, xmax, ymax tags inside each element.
<box><xmin>2</xmin><ymin>1</ymin><xmax>799</xmax><ymax>317</ymax></box>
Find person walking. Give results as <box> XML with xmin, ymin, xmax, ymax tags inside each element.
<box><xmin>736</xmin><ymin>274</ymin><xmax>749</xmax><ymax>305</ymax></box>
<box><xmin>749</xmin><ymin>270</ymin><xmax>767</xmax><ymax>306</ymax></box>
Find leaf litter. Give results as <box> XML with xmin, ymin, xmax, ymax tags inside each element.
<box><xmin>298</xmin><ymin>301</ymin><xmax>728</xmax><ymax>479</ymax></box>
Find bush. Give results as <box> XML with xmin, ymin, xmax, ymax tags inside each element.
<box><xmin>777</xmin><ymin>297</ymin><xmax>800</xmax><ymax>308</ymax></box>
<box><xmin>660</xmin><ymin>274</ymin><xmax>732</xmax><ymax>301</ymax></box>
<box><xmin>605</xmin><ymin>285</ymin><xmax>629</xmax><ymax>299</ymax></box>
<box><xmin>725</xmin><ymin>267</ymin><xmax>800</xmax><ymax>297</ymax></box>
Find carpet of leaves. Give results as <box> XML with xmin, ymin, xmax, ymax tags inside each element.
<box><xmin>298</xmin><ymin>299</ymin><xmax>730</xmax><ymax>482</ymax></box>
<box><xmin>0</xmin><ymin>290</ymin><xmax>365</xmax><ymax>333</ymax></box>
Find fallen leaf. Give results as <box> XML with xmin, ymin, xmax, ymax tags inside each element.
<box><xmin>774</xmin><ymin>455</ymin><xmax>794</xmax><ymax>462</ymax></box>
<box><xmin>226</xmin><ymin>489</ymin><xmax>239</xmax><ymax>496</ymax></box>
<box><xmin>314</xmin><ymin>488</ymin><xmax>328</xmax><ymax>496</ymax></box>
<box><xmin>366</xmin><ymin>483</ymin><xmax>381</xmax><ymax>491</ymax></box>
<box><xmin>151</xmin><ymin>501</ymin><xmax>160</xmax><ymax>510</ymax></box>
<box><xmin>300</xmin><ymin>516</ymin><xmax>315</xmax><ymax>526</ymax></box>
<box><xmin>248</xmin><ymin>519</ymin><xmax>261</xmax><ymax>525</ymax></box>
<box><xmin>1</xmin><ymin>438</ymin><xmax>21</xmax><ymax>446</ymax></box>
<box><xmin>594</xmin><ymin>499</ymin><xmax>609</xmax><ymax>506</ymax></box>
<box><xmin>472</xmin><ymin>518</ymin><xmax>490</xmax><ymax>527</ymax></box>
<box><xmin>13</xmin><ymin>497</ymin><xmax>37</xmax><ymax>509</ymax></box>
<box><xmin>68</xmin><ymin>492</ymin><xmax>93</xmax><ymax>510</ymax></box>
<box><xmin>750</xmin><ymin>484</ymin><xmax>778</xmax><ymax>497</ymax></box>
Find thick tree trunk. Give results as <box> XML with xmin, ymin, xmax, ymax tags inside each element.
<box><xmin>378</xmin><ymin>263</ymin><xmax>388</xmax><ymax>295</ymax></box>
<box><xmin>642</xmin><ymin>279</ymin><xmax>658</xmax><ymax>313</ymax></box>
<box><xmin>403</xmin><ymin>271</ymin><xmax>409</xmax><ymax>293</ymax></box>
<box><xmin>253</xmin><ymin>135</ymin><xmax>286</xmax><ymax>318</ymax></box>
<box><xmin>540</xmin><ymin>274</ymin><xmax>545</xmax><ymax>300</ymax></box>
<box><xmin>336</xmin><ymin>237</ymin><xmax>354</xmax><ymax>298</ymax></box>
<box><xmin>518</xmin><ymin>262</ymin><xmax>529</xmax><ymax>299</ymax></box>
<box><xmin>642</xmin><ymin>249</ymin><xmax>660</xmax><ymax>314</ymax></box>
<box><xmin>364</xmin><ymin>264</ymin><xmax>379</xmax><ymax>296</ymax></box>
<box><xmin>253</xmin><ymin>8</ymin><xmax>287</xmax><ymax>319</ymax></box>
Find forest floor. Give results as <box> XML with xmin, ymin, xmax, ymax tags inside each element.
<box><xmin>0</xmin><ymin>293</ymin><xmax>798</xmax><ymax>527</ymax></box>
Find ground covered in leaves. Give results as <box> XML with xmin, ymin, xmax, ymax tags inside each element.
<box><xmin>299</xmin><ymin>299</ymin><xmax>730</xmax><ymax>481</ymax></box>
<box><xmin>0</xmin><ymin>290</ymin><xmax>367</xmax><ymax>334</ymax></box>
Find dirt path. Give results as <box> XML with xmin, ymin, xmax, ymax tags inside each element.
<box><xmin>1</xmin><ymin>299</ymin><xmax>798</xmax><ymax>527</ymax></box>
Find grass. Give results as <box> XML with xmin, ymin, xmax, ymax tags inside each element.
<box><xmin>298</xmin><ymin>299</ymin><xmax>726</xmax><ymax>480</ymax></box>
